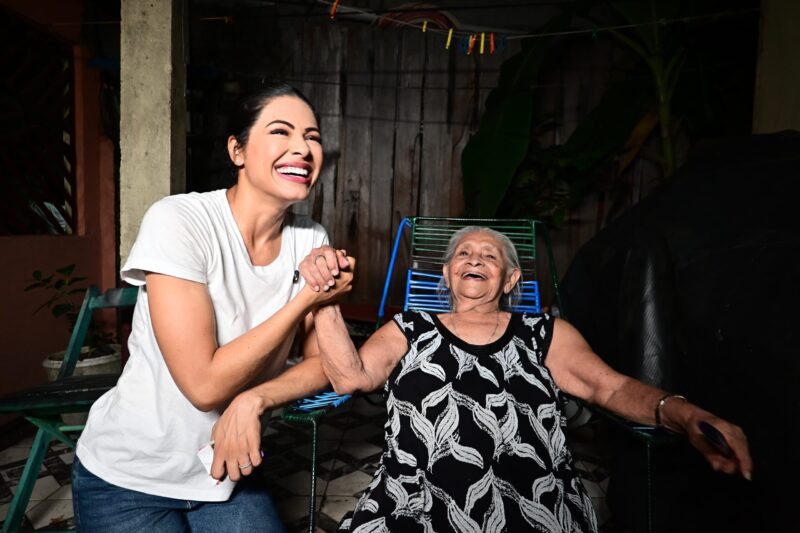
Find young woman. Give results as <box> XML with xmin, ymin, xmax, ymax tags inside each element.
<box><xmin>72</xmin><ymin>83</ymin><xmax>351</xmax><ymax>532</ymax></box>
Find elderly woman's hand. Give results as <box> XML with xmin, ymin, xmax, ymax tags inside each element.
<box><xmin>210</xmin><ymin>390</ymin><xmax>265</xmax><ymax>482</ymax></box>
<box><xmin>299</xmin><ymin>245</ymin><xmax>351</xmax><ymax>292</ymax></box>
<box><xmin>668</xmin><ymin>402</ymin><xmax>753</xmax><ymax>480</ymax></box>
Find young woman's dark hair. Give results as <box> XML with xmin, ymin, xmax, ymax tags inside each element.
<box><xmin>227</xmin><ymin>82</ymin><xmax>318</xmax><ymax>153</ymax></box>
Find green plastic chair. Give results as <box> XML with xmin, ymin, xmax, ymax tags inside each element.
<box><xmin>0</xmin><ymin>286</ymin><xmax>137</xmax><ymax>533</ymax></box>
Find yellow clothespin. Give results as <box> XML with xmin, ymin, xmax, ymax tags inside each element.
<box><xmin>422</xmin><ymin>20</ymin><xmax>428</xmax><ymax>33</ymax></box>
<box><xmin>446</xmin><ymin>28</ymin><xmax>453</xmax><ymax>49</ymax></box>
<box><xmin>480</xmin><ymin>32</ymin><xmax>485</xmax><ymax>54</ymax></box>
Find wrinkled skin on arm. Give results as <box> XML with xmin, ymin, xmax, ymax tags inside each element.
<box><xmin>545</xmin><ymin>318</ymin><xmax>753</xmax><ymax>480</ymax></box>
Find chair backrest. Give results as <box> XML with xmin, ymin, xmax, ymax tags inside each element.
<box><xmin>378</xmin><ymin>217</ymin><xmax>562</xmax><ymax>322</ymax></box>
<box><xmin>59</xmin><ymin>286</ymin><xmax>139</xmax><ymax>379</ymax></box>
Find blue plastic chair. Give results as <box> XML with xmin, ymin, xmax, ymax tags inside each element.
<box><xmin>378</xmin><ymin>216</ymin><xmax>564</xmax><ymax>320</ymax></box>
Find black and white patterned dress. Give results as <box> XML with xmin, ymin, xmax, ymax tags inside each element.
<box><xmin>338</xmin><ymin>311</ymin><xmax>598</xmax><ymax>533</ymax></box>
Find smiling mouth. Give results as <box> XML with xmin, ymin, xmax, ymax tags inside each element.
<box><xmin>462</xmin><ymin>272</ymin><xmax>487</xmax><ymax>280</ymax></box>
<box><xmin>276</xmin><ymin>166</ymin><xmax>312</xmax><ymax>183</ymax></box>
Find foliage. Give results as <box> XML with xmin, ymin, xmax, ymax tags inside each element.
<box><xmin>24</xmin><ymin>265</ymin><xmax>115</xmax><ymax>357</ymax></box>
<box><xmin>462</xmin><ymin>0</ymin><xmax>757</xmax><ymax>225</ymax></box>
<box><xmin>499</xmin><ymin>75</ymin><xmax>653</xmax><ymax>223</ymax></box>
<box><xmin>461</xmin><ymin>11</ymin><xmax>575</xmax><ymax>217</ymax></box>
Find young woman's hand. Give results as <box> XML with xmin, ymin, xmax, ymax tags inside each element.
<box><xmin>299</xmin><ymin>245</ymin><xmax>351</xmax><ymax>292</ymax></box>
<box><xmin>210</xmin><ymin>390</ymin><xmax>265</xmax><ymax>482</ymax></box>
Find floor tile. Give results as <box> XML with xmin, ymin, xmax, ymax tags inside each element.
<box><xmin>59</xmin><ymin>452</ymin><xmax>75</xmax><ymax>465</ymax></box>
<box><xmin>276</xmin><ymin>470</ymin><xmax>328</xmax><ymax>496</ymax></box>
<box><xmin>0</xmin><ymin>447</ymin><xmax>33</xmax><ymax>466</ymax></box>
<box><xmin>27</xmin><ymin>498</ymin><xmax>73</xmax><ymax>530</ymax></box>
<box><xmin>278</xmin><ymin>495</ymin><xmax>323</xmax><ymax>524</ymax></box>
<box><xmin>582</xmin><ymin>478</ymin><xmax>605</xmax><ymax>498</ymax></box>
<box><xmin>9</xmin><ymin>475</ymin><xmax>60</xmax><ymax>501</ymax></box>
<box><xmin>341</xmin><ymin>424</ymin><xmax>383</xmax><ymax>442</ymax></box>
<box><xmin>325</xmin><ymin>471</ymin><xmax>373</xmax><ymax>497</ymax></box>
<box><xmin>320</xmin><ymin>496</ymin><xmax>358</xmax><ymax>523</ymax></box>
<box><xmin>295</xmin><ymin>440</ymin><xmax>343</xmax><ymax>460</ymax></box>
<box><xmin>337</xmin><ymin>441</ymin><xmax>382</xmax><ymax>461</ymax></box>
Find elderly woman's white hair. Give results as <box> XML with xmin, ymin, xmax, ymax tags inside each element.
<box><xmin>438</xmin><ymin>226</ymin><xmax>522</xmax><ymax>310</ymax></box>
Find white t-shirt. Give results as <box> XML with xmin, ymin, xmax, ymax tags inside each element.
<box><xmin>76</xmin><ymin>189</ymin><xmax>328</xmax><ymax>501</ymax></box>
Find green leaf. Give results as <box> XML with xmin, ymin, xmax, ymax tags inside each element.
<box><xmin>462</xmin><ymin>11</ymin><xmax>574</xmax><ymax>216</ymax></box>
<box><xmin>34</xmin><ymin>295</ymin><xmax>58</xmax><ymax>314</ymax></box>
<box><xmin>69</xmin><ymin>276</ymin><xmax>88</xmax><ymax>286</ymax></box>
<box><xmin>52</xmin><ymin>303</ymin><xmax>73</xmax><ymax>317</ymax></box>
<box><xmin>56</xmin><ymin>264</ymin><xmax>76</xmax><ymax>276</ymax></box>
<box><xmin>24</xmin><ymin>281</ymin><xmax>46</xmax><ymax>291</ymax></box>
<box><xmin>32</xmin><ymin>270</ymin><xmax>42</xmax><ymax>280</ymax></box>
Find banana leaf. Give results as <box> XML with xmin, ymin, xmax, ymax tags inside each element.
<box><xmin>461</xmin><ymin>12</ymin><xmax>574</xmax><ymax>217</ymax></box>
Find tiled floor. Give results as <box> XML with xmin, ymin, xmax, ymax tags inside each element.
<box><xmin>0</xmin><ymin>394</ymin><xmax>621</xmax><ymax>532</ymax></box>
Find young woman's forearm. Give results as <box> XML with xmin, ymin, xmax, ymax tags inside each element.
<box><xmin>239</xmin><ymin>356</ymin><xmax>331</xmax><ymax>414</ymax></box>
<box><xmin>197</xmin><ymin>290</ymin><xmax>320</xmax><ymax>408</ymax></box>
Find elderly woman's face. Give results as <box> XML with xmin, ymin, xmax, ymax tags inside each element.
<box><xmin>443</xmin><ymin>231</ymin><xmax>519</xmax><ymax>307</ymax></box>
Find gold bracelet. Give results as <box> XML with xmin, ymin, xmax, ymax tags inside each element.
<box><xmin>655</xmin><ymin>393</ymin><xmax>687</xmax><ymax>428</ymax></box>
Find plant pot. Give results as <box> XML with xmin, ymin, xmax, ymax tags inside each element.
<box><xmin>42</xmin><ymin>344</ymin><xmax>122</xmax><ymax>425</ymax></box>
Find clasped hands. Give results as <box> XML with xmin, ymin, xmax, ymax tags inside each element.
<box><xmin>209</xmin><ymin>245</ymin><xmax>354</xmax><ymax>482</ymax></box>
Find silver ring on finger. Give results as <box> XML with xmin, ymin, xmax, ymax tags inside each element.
<box><xmin>239</xmin><ymin>462</ymin><xmax>252</xmax><ymax>470</ymax></box>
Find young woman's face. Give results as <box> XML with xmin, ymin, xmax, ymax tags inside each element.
<box><xmin>229</xmin><ymin>95</ymin><xmax>323</xmax><ymax>204</ymax></box>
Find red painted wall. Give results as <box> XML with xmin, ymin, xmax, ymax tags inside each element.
<box><xmin>0</xmin><ymin>1</ymin><xmax>117</xmax><ymax>424</ymax></box>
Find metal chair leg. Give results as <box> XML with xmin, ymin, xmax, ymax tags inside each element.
<box><xmin>307</xmin><ymin>418</ymin><xmax>318</xmax><ymax>533</ymax></box>
<box><xmin>3</xmin><ymin>429</ymin><xmax>51</xmax><ymax>533</ymax></box>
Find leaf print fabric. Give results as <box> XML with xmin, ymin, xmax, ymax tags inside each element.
<box><xmin>338</xmin><ymin>312</ymin><xmax>598</xmax><ymax>533</ymax></box>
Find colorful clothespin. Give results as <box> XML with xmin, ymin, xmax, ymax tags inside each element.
<box><xmin>467</xmin><ymin>34</ymin><xmax>477</xmax><ymax>55</ymax></box>
<box><xmin>480</xmin><ymin>33</ymin><xmax>485</xmax><ymax>55</ymax></box>
<box><xmin>490</xmin><ymin>32</ymin><xmax>496</xmax><ymax>54</ymax></box>
<box><xmin>330</xmin><ymin>0</ymin><xmax>340</xmax><ymax>20</ymax></box>
<box><xmin>446</xmin><ymin>28</ymin><xmax>454</xmax><ymax>49</ymax></box>
<box><xmin>422</xmin><ymin>20</ymin><xmax>428</xmax><ymax>33</ymax></box>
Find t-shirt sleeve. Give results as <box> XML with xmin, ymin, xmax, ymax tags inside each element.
<box><xmin>121</xmin><ymin>197</ymin><xmax>211</xmax><ymax>286</ymax></box>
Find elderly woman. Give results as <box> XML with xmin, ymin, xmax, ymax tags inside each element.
<box><xmin>313</xmin><ymin>226</ymin><xmax>752</xmax><ymax>533</ymax></box>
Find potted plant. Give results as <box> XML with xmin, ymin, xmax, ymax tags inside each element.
<box><xmin>25</xmin><ymin>264</ymin><xmax>122</xmax><ymax>383</ymax></box>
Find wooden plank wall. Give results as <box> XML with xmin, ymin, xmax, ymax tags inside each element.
<box><xmin>283</xmin><ymin>22</ymin><xmax>654</xmax><ymax>312</ymax></box>
<box><xmin>286</xmin><ymin>21</ymin><xmax>513</xmax><ymax>306</ymax></box>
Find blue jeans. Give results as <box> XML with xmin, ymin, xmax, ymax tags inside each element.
<box><xmin>72</xmin><ymin>456</ymin><xmax>286</xmax><ymax>532</ymax></box>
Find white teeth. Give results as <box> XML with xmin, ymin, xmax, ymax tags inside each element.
<box><xmin>277</xmin><ymin>166</ymin><xmax>309</xmax><ymax>177</ymax></box>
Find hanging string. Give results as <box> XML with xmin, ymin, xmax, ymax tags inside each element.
<box><xmin>312</xmin><ymin>0</ymin><xmax>758</xmax><ymax>43</ymax></box>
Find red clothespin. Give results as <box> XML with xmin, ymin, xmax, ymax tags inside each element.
<box><xmin>490</xmin><ymin>32</ymin><xmax>496</xmax><ymax>54</ymax></box>
<box><xmin>467</xmin><ymin>34</ymin><xmax>477</xmax><ymax>55</ymax></box>
<box><xmin>330</xmin><ymin>0</ymin><xmax>340</xmax><ymax>20</ymax></box>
